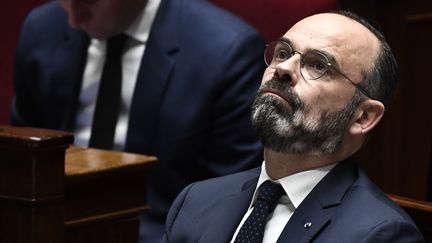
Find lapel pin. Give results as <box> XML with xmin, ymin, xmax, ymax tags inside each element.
<box><xmin>304</xmin><ymin>222</ymin><xmax>312</xmax><ymax>229</ymax></box>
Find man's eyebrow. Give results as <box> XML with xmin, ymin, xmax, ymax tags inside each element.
<box><xmin>277</xmin><ymin>37</ymin><xmax>292</xmax><ymax>45</ymax></box>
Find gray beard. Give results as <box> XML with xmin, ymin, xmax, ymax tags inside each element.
<box><xmin>251</xmin><ymin>78</ymin><xmax>361</xmax><ymax>155</ymax></box>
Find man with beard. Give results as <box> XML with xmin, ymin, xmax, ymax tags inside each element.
<box><xmin>161</xmin><ymin>10</ymin><xmax>425</xmax><ymax>243</ymax></box>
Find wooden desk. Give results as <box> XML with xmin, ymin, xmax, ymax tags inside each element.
<box><xmin>0</xmin><ymin>126</ymin><xmax>157</xmax><ymax>243</ymax></box>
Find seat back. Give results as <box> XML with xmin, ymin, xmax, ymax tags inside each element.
<box><xmin>210</xmin><ymin>0</ymin><xmax>340</xmax><ymax>42</ymax></box>
<box><xmin>0</xmin><ymin>1</ymin><xmax>46</xmax><ymax>125</ymax></box>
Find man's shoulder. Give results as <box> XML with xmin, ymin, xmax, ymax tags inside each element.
<box><xmin>325</xmin><ymin>177</ymin><xmax>423</xmax><ymax>241</ymax></box>
<box><xmin>26</xmin><ymin>2</ymin><xmax>67</xmax><ymax>25</ymax></box>
<box><xmin>19</xmin><ymin>2</ymin><xmax>81</xmax><ymax>51</ymax></box>
<box><xmin>172</xmin><ymin>167</ymin><xmax>260</xmax><ymax>207</ymax></box>
<box><xmin>167</xmin><ymin>167</ymin><xmax>260</xmax><ymax>222</ymax></box>
<box><xmin>291</xmin><ymin>163</ymin><xmax>423</xmax><ymax>241</ymax></box>
<box><xmin>344</xmin><ymin>171</ymin><xmax>415</xmax><ymax>222</ymax></box>
<box><xmin>324</xmin><ymin>162</ymin><xmax>415</xmax><ymax>223</ymax></box>
<box><xmin>164</xmin><ymin>0</ymin><xmax>262</xmax><ymax>39</ymax></box>
<box><xmin>189</xmin><ymin>167</ymin><xmax>260</xmax><ymax>194</ymax></box>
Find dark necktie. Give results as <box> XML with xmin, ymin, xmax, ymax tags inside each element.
<box><xmin>89</xmin><ymin>34</ymin><xmax>128</xmax><ymax>149</ymax></box>
<box><xmin>234</xmin><ymin>180</ymin><xmax>285</xmax><ymax>243</ymax></box>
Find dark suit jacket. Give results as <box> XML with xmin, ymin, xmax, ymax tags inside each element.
<box><xmin>12</xmin><ymin>0</ymin><xmax>265</xmax><ymax>240</ymax></box>
<box><xmin>163</xmin><ymin>159</ymin><xmax>424</xmax><ymax>242</ymax></box>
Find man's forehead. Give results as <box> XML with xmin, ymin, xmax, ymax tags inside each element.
<box><xmin>287</xmin><ymin>13</ymin><xmax>377</xmax><ymax>45</ymax></box>
<box><xmin>282</xmin><ymin>13</ymin><xmax>380</xmax><ymax>81</ymax></box>
<box><xmin>288</xmin><ymin>14</ymin><xmax>378</xmax><ymax>52</ymax></box>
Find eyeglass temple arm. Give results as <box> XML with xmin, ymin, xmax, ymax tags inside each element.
<box><xmin>330</xmin><ymin>66</ymin><xmax>372</xmax><ymax>99</ymax></box>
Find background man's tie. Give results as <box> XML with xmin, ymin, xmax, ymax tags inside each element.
<box><xmin>234</xmin><ymin>180</ymin><xmax>285</xmax><ymax>243</ymax></box>
<box><xmin>89</xmin><ymin>34</ymin><xmax>128</xmax><ymax>149</ymax></box>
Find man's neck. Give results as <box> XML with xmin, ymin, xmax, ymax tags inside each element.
<box><xmin>263</xmin><ymin>148</ymin><xmax>347</xmax><ymax>180</ymax></box>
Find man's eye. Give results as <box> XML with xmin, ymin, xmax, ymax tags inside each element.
<box><xmin>274</xmin><ymin>49</ymin><xmax>290</xmax><ymax>60</ymax></box>
<box><xmin>313</xmin><ymin>62</ymin><xmax>327</xmax><ymax>71</ymax></box>
<box><xmin>303</xmin><ymin>60</ymin><xmax>328</xmax><ymax>78</ymax></box>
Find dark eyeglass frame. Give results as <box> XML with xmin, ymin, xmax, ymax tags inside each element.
<box><xmin>264</xmin><ymin>40</ymin><xmax>372</xmax><ymax>99</ymax></box>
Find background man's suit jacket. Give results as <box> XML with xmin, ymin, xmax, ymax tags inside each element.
<box><xmin>163</xmin><ymin>159</ymin><xmax>424</xmax><ymax>242</ymax></box>
<box><xmin>12</xmin><ymin>0</ymin><xmax>265</xmax><ymax>239</ymax></box>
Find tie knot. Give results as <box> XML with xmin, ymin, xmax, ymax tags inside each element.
<box><xmin>107</xmin><ymin>34</ymin><xmax>128</xmax><ymax>57</ymax></box>
<box><xmin>257</xmin><ymin>181</ymin><xmax>285</xmax><ymax>208</ymax></box>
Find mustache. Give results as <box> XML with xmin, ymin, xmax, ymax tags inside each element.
<box><xmin>256</xmin><ymin>77</ymin><xmax>304</xmax><ymax>111</ymax></box>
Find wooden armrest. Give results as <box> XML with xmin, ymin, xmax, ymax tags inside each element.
<box><xmin>388</xmin><ymin>193</ymin><xmax>432</xmax><ymax>241</ymax></box>
<box><xmin>388</xmin><ymin>194</ymin><xmax>432</xmax><ymax>213</ymax></box>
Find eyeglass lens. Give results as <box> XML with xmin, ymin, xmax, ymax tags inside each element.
<box><xmin>264</xmin><ymin>41</ymin><xmax>331</xmax><ymax>80</ymax></box>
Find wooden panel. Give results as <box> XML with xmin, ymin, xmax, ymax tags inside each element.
<box><xmin>64</xmin><ymin>147</ymin><xmax>156</xmax><ymax>242</ymax></box>
<box><xmin>66</xmin><ymin>218</ymin><xmax>140</xmax><ymax>243</ymax></box>
<box><xmin>0</xmin><ymin>126</ymin><xmax>72</xmax><ymax>243</ymax></box>
<box><xmin>64</xmin><ymin>146</ymin><xmax>156</xmax><ymax>230</ymax></box>
<box><xmin>0</xmin><ymin>126</ymin><xmax>157</xmax><ymax>243</ymax></box>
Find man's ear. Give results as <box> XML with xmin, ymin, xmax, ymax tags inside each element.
<box><xmin>349</xmin><ymin>100</ymin><xmax>385</xmax><ymax>135</ymax></box>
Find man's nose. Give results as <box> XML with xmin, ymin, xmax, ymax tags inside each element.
<box><xmin>273</xmin><ymin>54</ymin><xmax>302</xmax><ymax>86</ymax></box>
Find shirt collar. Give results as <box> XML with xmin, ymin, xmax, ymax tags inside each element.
<box><xmin>251</xmin><ymin>161</ymin><xmax>337</xmax><ymax>209</ymax></box>
<box><xmin>125</xmin><ymin>0</ymin><xmax>162</xmax><ymax>44</ymax></box>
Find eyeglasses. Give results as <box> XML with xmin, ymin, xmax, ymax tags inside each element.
<box><xmin>264</xmin><ymin>40</ymin><xmax>371</xmax><ymax>99</ymax></box>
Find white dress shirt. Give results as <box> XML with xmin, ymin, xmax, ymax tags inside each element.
<box><xmin>231</xmin><ymin>161</ymin><xmax>337</xmax><ymax>243</ymax></box>
<box><xmin>73</xmin><ymin>0</ymin><xmax>161</xmax><ymax>150</ymax></box>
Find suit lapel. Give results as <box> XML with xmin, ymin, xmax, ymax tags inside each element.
<box><xmin>49</xmin><ymin>28</ymin><xmax>89</xmax><ymax>130</ymax></box>
<box><xmin>277</xmin><ymin>159</ymin><xmax>358</xmax><ymax>242</ymax></box>
<box><xmin>199</xmin><ymin>177</ymin><xmax>258</xmax><ymax>243</ymax></box>
<box><xmin>126</xmin><ymin>0</ymin><xmax>179</xmax><ymax>152</ymax></box>
<box><xmin>277</xmin><ymin>192</ymin><xmax>331</xmax><ymax>243</ymax></box>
